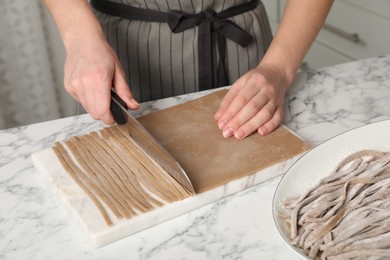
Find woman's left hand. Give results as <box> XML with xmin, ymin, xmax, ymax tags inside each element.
<box><xmin>214</xmin><ymin>64</ymin><xmax>288</xmax><ymax>139</ymax></box>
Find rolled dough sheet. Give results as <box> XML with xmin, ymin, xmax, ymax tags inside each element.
<box><xmin>31</xmin><ymin>89</ymin><xmax>310</xmax><ymax>248</ymax></box>
<box><xmin>138</xmin><ymin>89</ymin><xmax>310</xmax><ymax>193</ymax></box>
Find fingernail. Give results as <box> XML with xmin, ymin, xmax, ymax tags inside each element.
<box><xmin>223</xmin><ymin>127</ymin><xmax>233</xmax><ymax>138</ymax></box>
<box><xmin>218</xmin><ymin>120</ymin><xmax>227</xmax><ymax>130</ymax></box>
<box><xmin>234</xmin><ymin>129</ymin><xmax>245</xmax><ymax>139</ymax></box>
<box><xmin>258</xmin><ymin>128</ymin><xmax>265</xmax><ymax>136</ymax></box>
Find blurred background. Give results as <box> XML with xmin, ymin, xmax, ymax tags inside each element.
<box><xmin>1</xmin><ymin>0</ymin><xmax>390</xmax><ymax>130</ymax></box>
<box><xmin>0</xmin><ymin>0</ymin><xmax>76</xmax><ymax>130</ymax></box>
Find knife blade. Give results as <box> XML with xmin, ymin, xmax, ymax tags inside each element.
<box><xmin>110</xmin><ymin>89</ymin><xmax>195</xmax><ymax>195</ymax></box>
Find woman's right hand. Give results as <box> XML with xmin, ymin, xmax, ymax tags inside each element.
<box><xmin>64</xmin><ymin>32</ymin><xmax>139</xmax><ymax>124</ymax></box>
<box><xmin>43</xmin><ymin>0</ymin><xmax>138</xmax><ymax>123</ymax></box>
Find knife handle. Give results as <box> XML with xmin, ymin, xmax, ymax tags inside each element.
<box><xmin>110</xmin><ymin>89</ymin><xmax>128</xmax><ymax>125</ymax></box>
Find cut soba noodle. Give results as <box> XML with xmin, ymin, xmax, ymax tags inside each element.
<box><xmin>279</xmin><ymin>150</ymin><xmax>390</xmax><ymax>259</ymax></box>
<box><xmin>52</xmin><ymin>124</ymin><xmax>192</xmax><ymax>226</ymax></box>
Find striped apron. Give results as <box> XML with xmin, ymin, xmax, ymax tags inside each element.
<box><xmin>91</xmin><ymin>0</ymin><xmax>273</xmax><ymax>102</ymax></box>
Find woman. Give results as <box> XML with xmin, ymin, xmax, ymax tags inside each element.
<box><xmin>44</xmin><ymin>0</ymin><xmax>333</xmax><ymax>139</ymax></box>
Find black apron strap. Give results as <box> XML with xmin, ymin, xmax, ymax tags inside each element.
<box><xmin>90</xmin><ymin>0</ymin><xmax>258</xmax><ymax>90</ymax></box>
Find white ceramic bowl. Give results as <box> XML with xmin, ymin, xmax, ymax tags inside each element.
<box><xmin>273</xmin><ymin>120</ymin><xmax>390</xmax><ymax>259</ymax></box>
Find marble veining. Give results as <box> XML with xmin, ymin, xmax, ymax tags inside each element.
<box><xmin>1</xmin><ymin>55</ymin><xmax>390</xmax><ymax>259</ymax></box>
<box><xmin>31</xmin><ymin>129</ymin><xmax>303</xmax><ymax>248</ymax></box>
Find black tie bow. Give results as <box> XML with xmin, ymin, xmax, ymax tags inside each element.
<box><xmin>167</xmin><ymin>6</ymin><xmax>254</xmax><ymax>89</ymax></box>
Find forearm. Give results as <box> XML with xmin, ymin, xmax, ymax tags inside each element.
<box><xmin>260</xmin><ymin>0</ymin><xmax>334</xmax><ymax>87</ymax></box>
<box><xmin>43</xmin><ymin>0</ymin><xmax>104</xmax><ymax>50</ymax></box>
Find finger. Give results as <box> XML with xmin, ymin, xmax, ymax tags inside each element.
<box><xmin>67</xmin><ymin>88</ymin><xmax>80</xmax><ymax>103</ymax></box>
<box><xmin>217</xmin><ymin>84</ymin><xmax>262</xmax><ymax>131</ymax></box>
<box><xmin>65</xmin><ymin>76</ymin><xmax>88</xmax><ymax>113</ymax></box>
<box><xmin>91</xmin><ymin>75</ymin><xmax>115</xmax><ymax>125</ymax></box>
<box><xmin>233</xmin><ymin>102</ymin><xmax>278</xmax><ymax>139</ymax></box>
<box><xmin>77</xmin><ymin>94</ymin><xmax>90</xmax><ymax>114</ymax></box>
<box><xmin>94</xmin><ymin>91</ymin><xmax>115</xmax><ymax>125</ymax></box>
<box><xmin>214</xmin><ymin>78</ymin><xmax>246</xmax><ymax>121</ymax></box>
<box><xmin>113</xmin><ymin>64</ymin><xmax>139</xmax><ymax>110</ymax></box>
<box><xmin>257</xmin><ymin>106</ymin><xmax>283</xmax><ymax>136</ymax></box>
<box><xmin>221</xmin><ymin>91</ymin><xmax>269</xmax><ymax>136</ymax></box>
<box><xmin>64</xmin><ymin>74</ymin><xmax>80</xmax><ymax>103</ymax></box>
<box><xmin>221</xmin><ymin>91</ymin><xmax>269</xmax><ymax>131</ymax></box>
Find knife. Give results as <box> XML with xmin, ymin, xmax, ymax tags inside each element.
<box><xmin>110</xmin><ymin>89</ymin><xmax>195</xmax><ymax>195</ymax></box>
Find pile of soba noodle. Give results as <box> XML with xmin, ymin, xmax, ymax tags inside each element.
<box><xmin>279</xmin><ymin>150</ymin><xmax>390</xmax><ymax>259</ymax></box>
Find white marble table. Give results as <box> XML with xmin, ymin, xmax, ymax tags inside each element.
<box><xmin>1</xmin><ymin>55</ymin><xmax>390</xmax><ymax>260</ymax></box>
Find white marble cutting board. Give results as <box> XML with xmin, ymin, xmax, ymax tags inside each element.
<box><xmin>31</xmin><ymin>134</ymin><xmax>306</xmax><ymax>248</ymax></box>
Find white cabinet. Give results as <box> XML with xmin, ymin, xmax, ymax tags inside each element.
<box><xmin>344</xmin><ymin>0</ymin><xmax>390</xmax><ymax>20</ymax></box>
<box><xmin>262</xmin><ymin>0</ymin><xmax>390</xmax><ymax>70</ymax></box>
<box><xmin>301</xmin><ymin>41</ymin><xmax>351</xmax><ymax>70</ymax></box>
<box><xmin>318</xmin><ymin>1</ymin><xmax>390</xmax><ymax>60</ymax></box>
